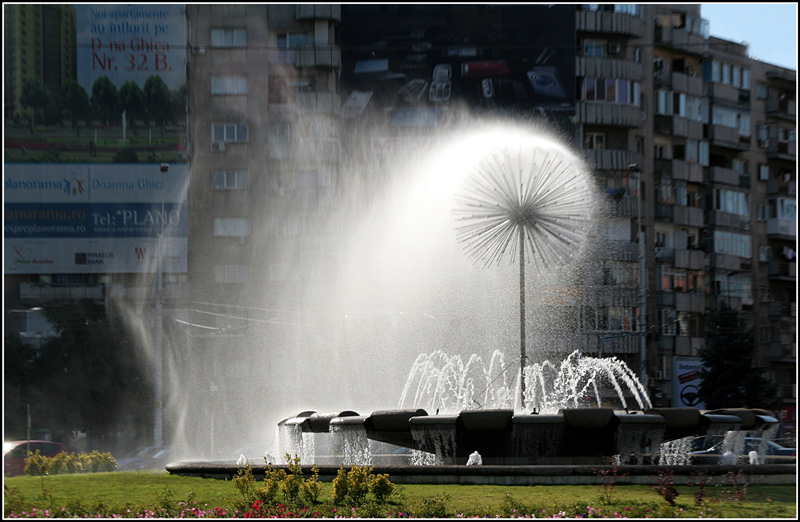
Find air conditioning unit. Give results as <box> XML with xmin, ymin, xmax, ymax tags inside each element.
<box><xmin>192</xmin><ymin>45</ymin><xmax>206</xmax><ymax>55</ymax></box>
<box><xmin>211</xmin><ymin>141</ymin><xmax>225</xmax><ymax>152</ymax></box>
<box><xmin>608</xmin><ymin>43</ymin><xmax>621</xmax><ymax>55</ymax></box>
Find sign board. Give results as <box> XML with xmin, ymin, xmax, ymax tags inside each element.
<box><xmin>671</xmin><ymin>357</ymin><xmax>706</xmax><ymax>409</ymax></box>
<box><xmin>5</xmin><ymin>164</ymin><xmax>188</xmax><ymax>274</ymax></box>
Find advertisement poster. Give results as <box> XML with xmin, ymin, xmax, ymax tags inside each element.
<box><xmin>4</xmin><ymin>4</ymin><xmax>187</xmax><ymax>275</ymax></box>
<box><xmin>5</xmin><ymin>164</ymin><xmax>188</xmax><ymax>274</ymax></box>
<box><xmin>671</xmin><ymin>357</ymin><xmax>706</xmax><ymax>409</ymax></box>
<box><xmin>339</xmin><ymin>4</ymin><xmax>576</xmax><ymax>127</ymax></box>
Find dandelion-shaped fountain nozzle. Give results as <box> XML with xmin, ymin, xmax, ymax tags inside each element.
<box><xmin>452</xmin><ymin>138</ymin><xmax>600</xmax><ymax>409</ymax></box>
<box><xmin>453</xmin><ymin>139</ymin><xmax>598</xmax><ymax>271</ymax></box>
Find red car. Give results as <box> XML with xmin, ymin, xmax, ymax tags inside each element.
<box><xmin>3</xmin><ymin>440</ymin><xmax>68</xmax><ymax>477</ymax></box>
<box><xmin>461</xmin><ymin>60</ymin><xmax>511</xmax><ymax>78</ymax></box>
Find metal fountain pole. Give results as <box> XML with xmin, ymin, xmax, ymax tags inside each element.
<box><xmin>154</xmin><ymin>163</ymin><xmax>168</xmax><ymax>448</ymax></box>
<box><xmin>519</xmin><ymin>227</ymin><xmax>526</xmax><ymax>409</ymax></box>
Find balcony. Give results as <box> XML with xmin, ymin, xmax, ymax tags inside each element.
<box><xmin>295</xmin><ymin>4</ymin><xmax>341</xmax><ymax>21</ymax></box>
<box><xmin>706</xmin><ymin>82</ymin><xmax>750</xmax><ymax>107</ymax></box>
<box><xmin>675</xmin><ymin>291</ymin><xmax>706</xmax><ymax>313</ymax></box>
<box><xmin>654</xmin><ymin>114</ymin><xmax>703</xmax><ymax>140</ymax></box>
<box><xmin>766</xmin><ymin>140</ymin><xmax>796</xmax><ymax>161</ymax></box>
<box><xmin>708</xmin><ymin>211</ymin><xmax>749</xmax><ymax>231</ymax></box>
<box><xmin>674</xmin><ymin>248</ymin><xmax>706</xmax><ymax>270</ymax></box>
<box><xmin>672</xmin><ymin>71</ymin><xmax>703</xmax><ymax>96</ymax></box>
<box><xmin>766</xmin><ymin>218</ymin><xmax>796</xmax><ymax>239</ymax></box>
<box><xmin>604</xmin><ymin>240</ymin><xmax>638</xmax><ymax>261</ymax></box>
<box><xmin>576</xmin><ymin>56</ymin><xmax>643</xmax><ymax>81</ymax></box>
<box><xmin>654</xmin><ymin>26</ymin><xmax>708</xmax><ymax>56</ymax></box>
<box><xmin>707</xmin><ymin>166</ymin><xmax>738</xmax><ymax>186</ymax></box>
<box><xmin>671</xmin><ymin>205</ymin><xmax>704</xmax><ymax>227</ymax></box>
<box><xmin>295</xmin><ymin>92</ymin><xmax>342</xmax><ymax>115</ymax></box>
<box><xmin>766</xmin><ymin>177</ymin><xmax>797</xmax><ymax>197</ymax></box>
<box><xmin>576</xmin><ymin>9</ymin><xmax>644</xmax><ymax>37</ymax></box>
<box><xmin>582</xmin><ymin>148</ymin><xmax>642</xmax><ymax>171</ymax></box>
<box><xmin>706</xmin><ymin>124</ymin><xmax>749</xmax><ymax>150</ymax></box>
<box><xmin>654</xmin><ymin>246</ymin><xmax>674</xmax><ymax>263</ymax></box>
<box><xmin>766</xmin><ymin>97</ymin><xmax>796</xmax><ymax>122</ymax></box>
<box><xmin>710</xmin><ymin>252</ymin><xmax>742</xmax><ymax>271</ymax></box>
<box><xmin>768</xmin><ymin>260</ymin><xmax>796</xmax><ymax>280</ymax></box>
<box><xmin>294</xmin><ymin>45</ymin><xmax>341</xmax><ymax>68</ymax></box>
<box><xmin>670</xmin><ymin>158</ymin><xmax>703</xmax><ymax>183</ymax></box>
<box><xmin>577</xmin><ymin>102</ymin><xmax>643</xmax><ymax>128</ymax></box>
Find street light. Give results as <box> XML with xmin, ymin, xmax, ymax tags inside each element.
<box><xmin>628</xmin><ymin>163</ymin><xmax>647</xmax><ymax>386</ymax></box>
<box><xmin>154</xmin><ymin>163</ymin><xmax>169</xmax><ymax>448</ymax></box>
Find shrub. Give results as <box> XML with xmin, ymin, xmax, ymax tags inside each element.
<box><xmin>23</xmin><ymin>450</ymin><xmax>118</xmax><ymax>476</ymax></box>
<box><xmin>370</xmin><ymin>473</ymin><xmax>395</xmax><ymax>503</ymax></box>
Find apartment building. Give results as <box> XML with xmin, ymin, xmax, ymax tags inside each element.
<box><xmin>4</xmin><ymin>4</ymin><xmax>795</xmax><ymax>449</ymax></box>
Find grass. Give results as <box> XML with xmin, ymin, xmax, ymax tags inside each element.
<box><xmin>3</xmin><ymin>470</ymin><xmax>797</xmax><ymax>518</ymax></box>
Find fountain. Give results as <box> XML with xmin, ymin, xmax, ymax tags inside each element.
<box><xmin>166</xmin><ymin>118</ymin><xmax>792</xmax><ymax>485</ymax></box>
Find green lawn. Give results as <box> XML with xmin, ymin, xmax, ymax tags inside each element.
<box><xmin>3</xmin><ymin>470</ymin><xmax>797</xmax><ymax>518</ymax></box>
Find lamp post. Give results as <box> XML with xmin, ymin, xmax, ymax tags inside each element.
<box><xmin>154</xmin><ymin>163</ymin><xmax>169</xmax><ymax>448</ymax></box>
<box><xmin>628</xmin><ymin>163</ymin><xmax>647</xmax><ymax>385</ymax></box>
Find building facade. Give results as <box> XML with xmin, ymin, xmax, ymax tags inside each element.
<box><xmin>4</xmin><ymin>4</ymin><xmax>796</xmax><ymax>451</ymax></box>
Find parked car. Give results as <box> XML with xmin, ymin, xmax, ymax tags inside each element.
<box><xmin>691</xmin><ymin>437</ymin><xmax>795</xmax><ymax>457</ymax></box>
<box><xmin>4</xmin><ymin>440</ymin><xmax>68</xmax><ymax>477</ymax></box>
<box><xmin>429</xmin><ymin>64</ymin><xmax>452</xmax><ymax>102</ymax></box>
<box><xmin>116</xmin><ymin>446</ymin><xmax>172</xmax><ymax>471</ymax></box>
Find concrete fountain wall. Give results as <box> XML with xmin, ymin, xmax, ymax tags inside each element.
<box><xmin>167</xmin><ymin>407</ymin><xmax>795</xmax><ymax>485</ymax></box>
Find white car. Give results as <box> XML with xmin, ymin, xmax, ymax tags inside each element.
<box><xmin>429</xmin><ymin>64</ymin><xmax>452</xmax><ymax>102</ymax></box>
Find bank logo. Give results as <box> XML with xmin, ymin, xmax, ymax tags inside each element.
<box><xmin>63</xmin><ymin>174</ymin><xmax>86</xmax><ymax>197</ymax></box>
<box><xmin>135</xmin><ymin>246</ymin><xmax>147</xmax><ymax>260</ymax></box>
<box><xmin>75</xmin><ymin>253</ymin><xmax>87</xmax><ymax>264</ymax></box>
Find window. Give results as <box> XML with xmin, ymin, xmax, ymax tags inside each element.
<box><xmin>277</xmin><ymin>32</ymin><xmax>310</xmax><ymax>49</ymax></box>
<box><xmin>214</xmin><ymin>170</ymin><xmax>248</xmax><ymax>190</ymax></box>
<box><xmin>584</xmin><ymin>132</ymin><xmax>605</xmax><ymax>150</ymax></box>
<box><xmin>214</xmin><ymin>218</ymin><xmax>248</xmax><ymax>237</ymax></box>
<box><xmin>758</xmin><ymin>165</ymin><xmax>770</xmax><ymax>181</ymax></box>
<box><xmin>714</xmin><ymin>188</ymin><xmax>749</xmax><ymax>216</ymax></box>
<box><xmin>758</xmin><ymin>245</ymin><xmax>771</xmax><ymax>261</ymax></box>
<box><xmin>655</xmin><ymin>90</ymin><xmax>671</xmax><ymax>115</ymax></box>
<box><xmin>211</xmin><ymin>28</ymin><xmax>246</xmax><ymax>47</ymax></box>
<box><xmin>583</xmin><ymin>40</ymin><xmax>606</xmax><ymax>58</ymax></box>
<box><xmin>212</xmin><ymin>76</ymin><xmax>247</xmax><ymax>95</ymax></box>
<box><xmin>713</xmin><ymin>231</ymin><xmax>751</xmax><ymax>257</ymax></box>
<box><xmin>698</xmin><ymin>140</ymin><xmax>709</xmax><ymax>166</ymax></box>
<box><xmin>212</xmin><ymin>124</ymin><xmax>248</xmax><ymax>143</ymax></box>
<box><xmin>583</xmin><ymin>78</ymin><xmax>639</xmax><ymax>105</ymax></box>
<box><xmin>269</xmin><ymin>121</ymin><xmax>292</xmax><ymax>142</ymax></box>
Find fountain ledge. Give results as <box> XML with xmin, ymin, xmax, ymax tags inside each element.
<box><xmin>167</xmin><ymin>461</ymin><xmax>797</xmax><ymax>486</ymax></box>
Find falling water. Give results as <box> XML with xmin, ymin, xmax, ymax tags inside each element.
<box><xmin>398</xmin><ymin>349</ymin><xmax>651</xmax><ymax>414</ymax></box>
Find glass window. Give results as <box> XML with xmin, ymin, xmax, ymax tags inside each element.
<box><xmin>756</xmin><ymin>82</ymin><xmax>768</xmax><ymax>99</ymax></box>
<box><xmin>214</xmin><ymin>218</ymin><xmax>248</xmax><ymax>237</ymax></box>
<box><xmin>212</xmin><ymin>28</ymin><xmax>246</xmax><ymax>48</ymax></box>
<box><xmin>722</xmin><ymin>63</ymin><xmax>731</xmax><ymax>84</ymax></box>
<box><xmin>759</xmin><ymin>165</ymin><xmax>770</xmax><ymax>181</ymax></box>
<box><xmin>585</xmin><ymin>78</ymin><xmax>595</xmax><ymax>100</ymax></box>
<box><xmin>617</xmin><ymin>79</ymin><xmax>629</xmax><ymax>104</ymax></box>
<box><xmin>214</xmin><ymin>171</ymin><xmax>248</xmax><ymax>190</ymax></box>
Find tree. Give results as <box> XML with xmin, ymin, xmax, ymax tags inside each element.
<box><xmin>59</xmin><ymin>79</ymin><xmax>90</xmax><ymax>131</ymax></box>
<box><xmin>20</xmin><ymin>77</ymin><xmax>51</xmax><ymax>131</ymax></box>
<box><xmin>12</xmin><ymin>300</ymin><xmax>153</xmax><ymax>451</ymax></box>
<box><xmin>118</xmin><ymin>81</ymin><xmax>145</xmax><ymax>130</ymax></box>
<box><xmin>91</xmin><ymin>75</ymin><xmax>120</xmax><ymax>125</ymax></box>
<box><xmin>698</xmin><ymin>305</ymin><xmax>777</xmax><ymax>409</ymax></box>
<box><xmin>144</xmin><ymin>75</ymin><xmax>171</xmax><ymax>128</ymax></box>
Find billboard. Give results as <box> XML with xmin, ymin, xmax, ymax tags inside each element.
<box><xmin>671</xmin><ymin>357</ymin><xmax>706</xmax><ymax>409</ymax></box>
<box><xmin>4</xmin><ymin>164</ymin><xmax>188</xmax><ymax>274</ymax></box>
<box><xmin>76</xmin><ymin>4</ymin><xmax>186</xmax><ymax>92</ymax></box>
<box><xmin>339</xmin><ymin>4</ymin><xmax>577</xmax><ymax>126</ymax></box>
<box><xmin>4</xmin><ymin>4</ymin><xmax>187</xmax><ymax>275</ymax></box>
